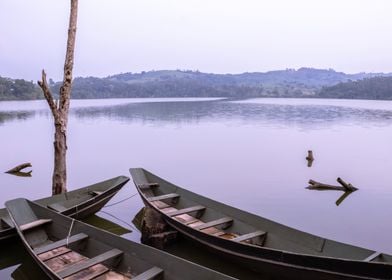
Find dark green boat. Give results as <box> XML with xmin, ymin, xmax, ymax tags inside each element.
<box><xmin>130</xmin><ymin>168</ymin><xmax>392</xmax><ymax>280</ymax></box>
<box><xmin>0</xmin><ymin>176</ymin><xmax>129</xmax><ymax>241</ymax></box>
<box><xmin>5</xmin><ymin>198</ymin><xmax>236</xmax><ymax>280</ymax></box>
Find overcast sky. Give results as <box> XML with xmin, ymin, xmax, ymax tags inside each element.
<box><xmin>1</xmin><ymin>0</ymin><xmax>392</xmax><ymax>81</ymax></box>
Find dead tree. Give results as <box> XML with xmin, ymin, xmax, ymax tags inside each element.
<box><xmin>38</xmin><ymin>0</ymin><xmax>78</xmax><ymax>195</ymax></box>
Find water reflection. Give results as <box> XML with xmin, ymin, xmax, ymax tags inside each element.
<box><xmin>2</xmin><ymin>99</ymin><xmax>392</xmax><ymax>129</ymax></box>
<box><xmin>72</xmin><ymin>100</ymin><xmax>392</xmax><ymax>129</ymax></box>
<box><xmin>0</xmin><ymin>111</ymin><xmax>35</xmax><ymax>126</ymax></box>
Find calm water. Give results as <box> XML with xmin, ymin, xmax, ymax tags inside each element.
<box><xmin>1</xmin><ymin>97</ymin><xmax>392</xmax><ymax>279</ymax></box>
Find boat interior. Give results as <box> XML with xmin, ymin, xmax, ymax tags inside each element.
<box><xmin>7</xmin><ymin>199</ymin><xmax>163</xmax><ymax>280</ymax></box>
<box><xmin>133</xmin><ymin>168</ymin><xmax>392</xmax><ymax>265</ymax></box>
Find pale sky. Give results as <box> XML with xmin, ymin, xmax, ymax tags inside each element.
<box><xmin>1</xmin><ymin>0</ymin><xmax>392</xmax><ymax>81</ymax></box>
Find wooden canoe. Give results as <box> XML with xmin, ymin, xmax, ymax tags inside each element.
<box><xmin>130</xmin><ymin>168</ymin><xmax>392</xmax><ymax>280</ymax></box>
<box><xmin>5</xmin><ymin>198</ymin><xmax>236</xmax><ymax>280</ymax></box>
<box><xmin>0</xmin><ymin>176</ymin><xmax>129</xmax><ymax>241</ymax></box>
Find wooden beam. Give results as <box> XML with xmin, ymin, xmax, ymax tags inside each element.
<box><xmin>34</xmin><ymin>233</ymin><xmax>88</xmax><ymax>255</ymax></box>
<box><xmin>363</xmin><ymin>251</ymin><xmax>382</xmax><ymax>262</ymax></box>
<box><xmin>232</xmin><ymin>230</ymin><xmax>266</xmax><ymax>242</ymax></box>
<box><xmin>57</xmin><ymin>249</ymin><xmax>123</xmax><ymax>278</ymax></box>
<box><xmin>166</xmin><ymin>206</ymin><xmax>206</xmax><ymax>217</ymax></box>
<box><xmin>139</xmin><ymin>183</ymin><xmax>159</xmax><ymax>190</ymax></box>
<box><xmin>147</xmin><ymin>193</ymin><xmax>180</xmax><ymax>202</ymax></box>
<box><xmin>194</xmin><ymin>217</ymin><xmax>233</xmax><ymax>230</ymax></box>
<box><xmin>20</xmin><ymin>219</ymin><xmax>52</xmax><ymax>231</ymax></box>
<box><xmin>132</xmin><ymin>266</ymin><xmax>164</xmax><ymax>280</ymax></box>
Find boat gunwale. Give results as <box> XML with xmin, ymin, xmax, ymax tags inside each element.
<box><xmin>130</xmin><ymin>168</ymin><xmax>392</xmax><ymax>279</ymax></box>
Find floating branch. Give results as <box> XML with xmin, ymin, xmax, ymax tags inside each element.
<box><xmin>335</xmin><ymin>191</ymin><xmax>355</xmax><ymax>206</ymax></box>
<box><xmin>307</xmin><ymin>178</ymin><xmax>358</xmax><ymax>191</ymax></box>
<box><xmin>8</xmin><ymin>171</ymin><xmax>32</xmax><ymax>178</ymax></box>
<box><xmin>5</xmin><ymin>163</ymin><xmax>32</xmax><ymax>174</ymax></box>
<box><xmin>306</xmin><ymin>150</ymin><xmax>314</xmax><ymax>167</ymax></box>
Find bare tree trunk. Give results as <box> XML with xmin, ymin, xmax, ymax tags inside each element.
<box><xmin>38</xmin><ymin>0</ymin><xmax>78</xmax><ymax>195</ymax></box>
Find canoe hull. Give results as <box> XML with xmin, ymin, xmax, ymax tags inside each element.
<box><xmin>0</xmin><ymin>176</ymin><xmax>129</xmax><ymax>242</ymax></box>
<box><xmin>6</xmin><ymin>199</ymin><xmax>236</xmax><ymax>280</ymax></box>
<box><xmin>131</xmin><ymin>168</ymin><xmax>392</xmax><ymax>280</ymax></box>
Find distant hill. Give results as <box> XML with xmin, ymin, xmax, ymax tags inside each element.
<box><xmin>1</xmin><ymin>68</ymin><xmax>391</xmax><ymax>100</ymax></box>
<box><xmin>67</xmin><ymin>68</ymin><xmax>391</xmax><ymax>99</ymax></box>
<box><xmin>318</xmin><ymin>76</ymin><xmax>392</xmax><ymax>100</ymax></box>
<box><xmin>0</xmin><ymin>76</ymin><xmax>42</xmax><ymax>100</ymax></box>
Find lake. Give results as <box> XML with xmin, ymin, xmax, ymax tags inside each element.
<box><xmin>1</xmin><ymin>97</ymin><xmax>392</xmax><ymax>279</ymax></box>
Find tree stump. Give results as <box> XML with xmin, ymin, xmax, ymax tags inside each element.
<box><xmin>140</xmin><ymin>207</ymin><xmax>178</xmax><ymax>249</ymax></box>
<box><xmin>306</xmin><ymin>150</ymin><xmax>314</xmax><ymax>167</ymax></box>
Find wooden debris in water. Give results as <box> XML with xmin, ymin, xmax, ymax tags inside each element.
<box><xmin>5</xmin><ymin>162</ymin><xmax>32</xmax><ymax>174</ymax></box>
<box><xmin>306</xmin><ymin>150</ymin><xmax>314</xmax><ymax>167</ymax></box>
<box><xmin>140</xmin><ymin>206</ymin><xmax>178</xmax><ymax>249</ymax></box>
<box><xmin>307</xmin><ymin>178</ymin><xmax>358</xmax><ymax>191</ymax></box>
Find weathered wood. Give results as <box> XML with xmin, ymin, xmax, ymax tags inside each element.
<box><xmin>194</xmin><ymin>217</ymin><xmax>233</xmax><ymax>230</ymax></box>
<box><xmin>57</xmin><ymin>248</ymin><xmax>123</xmax><ymax>278</ymax></box>
<box><xmin>139</xmin><ymin>183</ymin><xmax>159</xmax><ymax>190</ymax></box>
<box><xmin>45</xmin><ymin>251</ymin><xmax>87</xmax><ymax>273</ymax></box>
<box><xmin>307</xmin><ymin>178</ymin><xmax>358</xmax><ymax>191</ymax></box>
<box><xmin>306</xmin><ymin>150</ymin><xmax>314</xmax><ymax>167</ymax></box>
<box><xmin>34</xmin><ymin>233</ymin><xmax>88</xmax><ymax>255</ymax></box>
<box><xmin>38</xmin><ymin>246</ymin><xmax>72</xmax><ymax>262</ymax></box>
<box><xmin>363</xmin><ymin>251</ymin><xmax>382</xmax><ymax>262</ymax></box>
<box><xmin>5</xmin><ymin>163</ymin><xmax>32</xmax><ymax>173</ymax></box>
<box><xmin>148</xmin><ymin>231</ymin><xmax>178</xmax><ymax>250</ymax></box>
<box><xmin>307</xmin><ymin>180</ymin><xmax>347</xmax><ymax>191</ymax></box>
<box><xmin>37</xmin><ymin>0</ymin><xmax>78</xmax><ymax>195</ymax></box>
<box><xmin>232</xmin><ymin>230</ymin><xmax>266</xmax><ymax>243</ymax></box>
<box><xmin>337</xmin><ymin>177</ymin><xmax>358</xmax><ymax>191</ymax></box>
<box><xmin>63</xmin><ymin>264</ymin><xmax>109</xmax><ymax>280</ymax></box>
<box><xmin>166</xmin><ymin>206</ymin><xmax>206</xmax><ymax>218</ymax></box>
<box><xmin>147</xmin><ymin>193</ymin><xmax>180</xmax><ymax>202</ymax></box>
<box><xmin>140</xmin><ymin>207</ymin><xmax>178</xmax><ymax>249</ymax></box>
<box><xmin>132</xmin><ymin>266</ymin><xmax>164</xmax><ymax>280</ymax></box>
<box><xmin>20</xmin><ymin>218</ymin><xmax>52</xmax><ymax>231</ymax></box>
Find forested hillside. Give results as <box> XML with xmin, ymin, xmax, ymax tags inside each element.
<box><xmin>0</xmin><ymin>76</ymin><xmax>42</xmax><ymax>100</ymax></box>
<box><xmin>318</xmin><ymin>77</ymin><xmax>392</xmax><ymax>100</ymax></box>
<box><xmin>1</xmin><ymin>68</ymin><xmax>391</xmax><ymax>100</ymax></box>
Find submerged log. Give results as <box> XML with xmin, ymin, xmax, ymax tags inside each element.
<box><xmin>5</xmin><ymin>163</ymin><xmax>32</xmax><ymax>174</ymax></box>
<box><xmin>140</xmin><ymin>207</ymin><xmax>177</xmax><ymax>249</ymax></box>
<box><xmin>307</xmin><ymin>178</ymin><xmax>358</xmax><ymax>191</ymax></box>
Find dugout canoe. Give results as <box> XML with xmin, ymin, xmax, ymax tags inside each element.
<box><xmin>0</xmin><ymin>176</ymin><xmax>129</xmax><ymax>241</ymax></box>
<box><xmin>130</xmin><ymin>168</ymin><xmax>392</xmax><ymax>280</ymax></box>
<box><xmin>5</xmin><ymin>198</ymin><xmax>236</xmax><ymax>280</ymax></box>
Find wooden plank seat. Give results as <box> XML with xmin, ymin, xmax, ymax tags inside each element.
<box><xmin>364</xmin><ymin>251</ymin><xmax>382</xmax><ymax>262</ymax></box>
<box><xmin>34</xmin><ymin>233</ymin><xmax>89</xmax><ymax>255</ymax></box>
<box><xmin>20</xmin><ymin>218</ymin><xmax>52</xmax><ymax>231</ymax></box>
<box><xmin>138</xmin><ymin>183</ymin><xmax>159</xmax><ymax>190</ymax></box>
<box><xmin>166</xmin><ymin>206</ymin><xmax>206</xmax><ymax>218</ymax></box>
<box><xmin>57</xmin><ymin>248</ymin><xmax>123</xmax><ymax>278</ymax></box>
<box><xmin>194</xmin><ymin>217</ymin><xmax>233</xmax><ymax>231</ymax></box>
<box><xmin>151</xmin><ymin>200</ymin><xmax>171</xmax><ymax>209</ymax></box>
<box><xmin>147</xmin><ymin>193</ymin><xmax>180</xmax><ymax>202</ymax></box>
<box><xmin>89</xmin><ymin>191</ymin><xmax>103</xmax><ymax>196</ymax></box>
<box><xmin>232</xmin><ymin>230</ymin><xmax>267</xmax><ymax>243</ymax></box>
<box><xmin>132</xmin><ymin>266</ymin><xmax>164</xmax><ymax>280</ymax></box>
